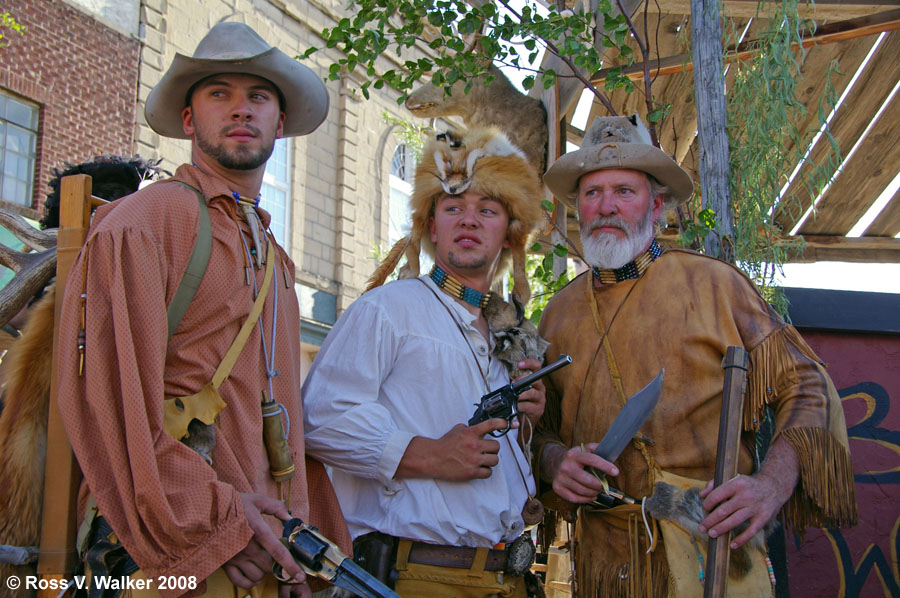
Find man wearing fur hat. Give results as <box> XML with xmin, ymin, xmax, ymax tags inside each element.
<box><xmin>534</xmin><ymin>115</ymin><xmax>857</xmax><ymax>597</ymax></box>
<box><xmin>303</xmin><ymin>128</ymin><xmax>547</xmax><ymax>597</ymax></box>
<box><xmin>55</xmin><ymin>22</ymin><xmax>349</xmax><ymax>597</ymax></box>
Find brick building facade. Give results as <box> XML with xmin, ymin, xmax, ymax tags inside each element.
<box><xmin>0</xmin><ymin>0</ymin><xmax>140</xmax><ymax>219</ymax></box>
<box><xmin>1</xmin><ymin>0</ymin><xmax>422</xmax><ymax>365</ymax></box>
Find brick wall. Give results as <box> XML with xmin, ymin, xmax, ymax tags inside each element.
<box><xmin>0</xmin><ymin>0</ymin><xmax>140</xmax><ymax>216</ymax></box>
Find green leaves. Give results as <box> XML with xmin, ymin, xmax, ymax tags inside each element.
<box><xmin>0</xmin><ymin>11</ymin><xmax>24</xmax><ymax>48</ymax></box>
<box><xmin>301</xmin><ymin>0</ymin><xmax>636</xmax><ymax>109</ymax></box>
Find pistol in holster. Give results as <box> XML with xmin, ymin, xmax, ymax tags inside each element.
<box><xmin>352</xmin><ymin>532</ymin><xmax>398</xmax><ymax>589</ymax></box>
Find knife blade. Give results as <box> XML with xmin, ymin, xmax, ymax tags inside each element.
<box><xmin>593</xmin><ymin>368</ymin><xmax>664</xmax><ymax>466</ymax></box>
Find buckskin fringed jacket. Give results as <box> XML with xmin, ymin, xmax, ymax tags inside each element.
<box><xmin>534</xmin><ymin>249</ymin><xmax>857</xmax><ymax>598</ymax></box>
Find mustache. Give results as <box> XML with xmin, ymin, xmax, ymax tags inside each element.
<box><xmin>221</xmin><ymin>123</ymin><xmax>262</xmax><ymax>137</ymax></box>
<box><xmin>582</xmin><ymin>216</ymin><xmax>630</xmax><ymax>235</ymax></box>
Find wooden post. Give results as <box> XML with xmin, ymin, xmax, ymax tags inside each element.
<box><xmin>543</xmin><ymin>84</ymin><xmax>569</xmax><ymax>277</ymax></box>
<box><xmin>690</xmin><ymin>0</ymin><xmax>735</xmax><ymax>262</ymax></box>
<box><xmin>36</xmin><ymin>174</ymin><xmax>93</xmax><ymax>592</ymax></box>
<box><xmin>703</xmin><ymin>346</ymin><xmax>750</xmax><ymax>597</ymax></box>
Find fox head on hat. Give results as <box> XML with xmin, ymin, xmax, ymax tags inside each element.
<box><xmin>367</xmin><ymin>127</ymin><xmax>545</xmax><ymax>303</ymax></box>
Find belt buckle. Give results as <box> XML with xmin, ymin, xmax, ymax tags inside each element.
<box><xmin>503</xmin><ymin>535</ymin><xmax>535</xmax><ymax>577</ymax></box>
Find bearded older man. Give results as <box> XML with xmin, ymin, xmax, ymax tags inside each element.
<box><xmin>534</xmin><ymin>115</ymin><xmax>857</xmax><ymax>598</ymax></box>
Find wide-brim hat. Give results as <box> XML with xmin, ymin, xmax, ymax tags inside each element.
<box><xmin>543</xmin><ymin>115</ymin><xmax>694</xmax><ymax>211</ymax></box>
<box><xmin>145</xmin><ymin>22</ymin><xmax>328</xmax><ymax>139</ymax></box>
<box><xmin>366</xmin><ymin>127</ymin><xmax>545</xmax><ymax>304</ymax></box>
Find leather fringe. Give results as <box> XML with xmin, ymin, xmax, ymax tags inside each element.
<box><xmin>365</xmin><ymin>236</ymin><xmax>410</xmax><ymax>292</ymax></box>
<box><xmin>779</xmin><ymin>426</ymin><xmax>859</xmax><ymax>535</ymax></box>
<box><xmin>745</xmin><ymin>324</ymin><xmax>821</xmax><ymax>432</ymax></box>
<box><xmin>578</xmin><ymin>560</ymin><xmax>672</xmax><ymax>598</ymax></box>
<box><xmin>537</xmin><ymin>508</ymin><xmax>560</xmax><ymax>553</ymax></box>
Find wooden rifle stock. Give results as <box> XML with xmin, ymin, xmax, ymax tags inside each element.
<box><xmin>703</xmin><ymin>346</ymin><xmax>750</xmax><ymax>598</ymax></box>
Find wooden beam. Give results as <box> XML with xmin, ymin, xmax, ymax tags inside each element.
<box><xmin>798</xmin><ymin>93</ymin><xmax>900</xmax><ymax>235</ymax></box>
<box><xmin>566</xmin><ymin>122</ymin><xmax>584</xmax><ymax>146</ymax></box>
<box><xmin>591</xmin><ymin>9</ymin><xmax>900</xmax><ymax>83</ymax></box>
<box><xmin>863</xmin><ymin>186</ymin><xmax>900</xmax><ymax>237</ymax></box>
<box><xmin>774</xmin><ymin>34</ymin><xmax>900</xmax><ymax>233</ymax></box>
<box><xmin>649</xmin><ymin>0</ymin><xmax>900</xmax><ymax>21</ymax></box>
<box><xmin>788</xmin><ymin>234</ymin><xmax>900</xmax><ymax>262</ymax></box>
<box><xmin>38</xmin><ymin>175</ymin><xmax>91</xmax><ymax>582</ymax></box>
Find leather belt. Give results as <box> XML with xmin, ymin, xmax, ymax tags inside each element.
<box><xmin>406</xmin><ymin>541</ymin><xmax>507</xmax><ymax>571</ymax></box>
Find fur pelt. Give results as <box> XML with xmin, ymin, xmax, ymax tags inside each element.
<box><xmin>0</xmin><ymin>285</ymin><xmax>55</xmax><ymax>593</ymax></box>
<box><xmin>483</xmin><ymin>294</ymin><xmax>549</xmax><ymax>378</ymax></box>
<box><xmin>369</xmin><ymin>127</ymin><xmax>544</xmax><ymax>304</ymax></box>
<box><xmin>40</xmin><ymin>155</ymin><xmax>165</xmax><ymax>230</ymax></box>
<box><xmin>644</xmin><ymin>481</ymin><xmax>777</xmax><ymax>580</ymax></box>
<box><xmin>406</xmin><ymin>65</ymin><xmax>548</xmax><ymax>174</ymax></box>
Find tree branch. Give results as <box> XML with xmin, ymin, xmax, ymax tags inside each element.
<box><xmin>616</xmin><ymin>0</ymin><xmax>660</xmax><ymax>146</ymax></box>
<box><xmin>496</xmin><ymin>0</ymin><xmax>618</xmax><ymax>114</ymax></box>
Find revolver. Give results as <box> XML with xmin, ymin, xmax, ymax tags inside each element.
<box><xmin>274</xmin><ymin>518</ymin><xmax>400</xmax><ymax>598</ymax></box>
<box><xmin>468</xmin><ymin>354</ymin><xmax>572</xmax><ymax>437</ymax></box>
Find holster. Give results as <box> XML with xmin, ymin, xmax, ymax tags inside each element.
<box><xmin>352</xmin><ymin>532</ymin><xmax>398</xmax><ymax>589</ymax></box>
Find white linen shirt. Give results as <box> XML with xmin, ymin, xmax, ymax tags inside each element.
<box><xmin>302</xmin><ymin>275</ymin><xmax>535</xmax><ymax>546</ymax></box>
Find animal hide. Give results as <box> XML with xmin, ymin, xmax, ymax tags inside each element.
<box><xmin>483</xmin><ymin>293</ymin><xmax>549</xmax><ymax>379</ymax></box>
<box><xmin>406</xmin><ymin>65</ymin><xmax>548</xmax><ymax>174</ymax></box>
<box><xmin>644</xmin><ymin>481</ymin><xmax>777</xmax><ymax>580</ymax></box>
<box><xmin>0</xmin><ymin>285</ymin><xmax>55</xmax><ymax>595</ymax></box>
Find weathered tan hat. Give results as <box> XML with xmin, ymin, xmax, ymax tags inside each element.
<box><xmin>543</xmin><ymin>115</ymin><xmax>694</xmax><ymax>210</ymax></box>
<box><xmin>145</xmin><ymin>22</ymin><xmax>328</xmax><ymax>139</ymax></box>
<box><xmin>367</xmin><ymin>127</ymin><xmax>545</xmax><ymax>303</ymax></box>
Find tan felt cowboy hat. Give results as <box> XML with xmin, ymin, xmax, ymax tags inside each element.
<box><xmin>145</xmin><ymin>22</ymin><xmax>328</xmax><ymax>139</ymax></box>
<box><xmin>543</xmin><ymin>114</ymin><xmax>694</xmax><ymax>211</ymax></box>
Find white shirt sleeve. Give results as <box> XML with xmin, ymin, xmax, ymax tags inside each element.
<box><xmin>302</xmin><ymin>298</ymin><xmax>414</xmax><ymax>487</ymax></box>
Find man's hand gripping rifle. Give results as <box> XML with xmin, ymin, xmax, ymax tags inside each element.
<box><xmin>468</xmin><ymin>354</ymin><xmax>572</xmax><ymax>437</ymax></box>
<box><xmin>274</xmin><ymin>518</ymin><xmax>400</xmax><ymax>598</ymax></box>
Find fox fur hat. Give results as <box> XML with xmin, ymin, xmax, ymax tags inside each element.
<box><xmin>367</xmin><ymin>127</ymin><xmax>544</xmax><ymax>303</ymax></box>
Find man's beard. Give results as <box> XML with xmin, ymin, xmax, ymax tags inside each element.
<box><xmin>581</xmin><ymin>205</ymin><xmax>655</xmax><ymax>269</ymax></box>
<box><xmin>195</xmin><ymin>124</ymin><xmax>275</xmax><ymax>171</ymax></box>
<box><xmin>447</xmin><ymin>249</ymin><xmax>490</xmax><ymax>271</ymax></box>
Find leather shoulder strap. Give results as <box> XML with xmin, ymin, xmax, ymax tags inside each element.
<box><xmin>166</xmin><ymin>181</ymin><xmax>211</xmax><ymax>339</ymax></box>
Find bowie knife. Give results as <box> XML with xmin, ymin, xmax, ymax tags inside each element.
<box><xmin>589</xmin><ymin>369</ymin><xmax>664</xmax><ymax>506</ymax></box>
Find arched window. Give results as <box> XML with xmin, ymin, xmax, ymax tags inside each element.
<box><xmin>388</xmin><ymin>144</ymin><xmax>416</xmax><ymax>244</ymax></box>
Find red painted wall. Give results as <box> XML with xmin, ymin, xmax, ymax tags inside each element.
<box><xmin>786</xmin><ymin>331</ymin><xmax>900</xmax><ymax>597</ymax></box>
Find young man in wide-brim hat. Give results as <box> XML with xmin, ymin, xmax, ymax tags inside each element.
<box><xmin>533</xmin><ymin>115</ymin><xmax>856</xmax><ymax>597</ymax></box>
<box><xmin>56</xmin><ymin>21</ymin><xmax>349</xmax><ymax>598</ymax></box>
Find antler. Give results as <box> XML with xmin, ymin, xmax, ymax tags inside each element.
<box><xmin>0</xmin><ymin>209</ymin><xmax>58</xmax><ymax>327</ymax></box>
<box><xmin>0</xmin><ymin>210</ymin><xmax>56</xmax><ymax>250</ymax></box>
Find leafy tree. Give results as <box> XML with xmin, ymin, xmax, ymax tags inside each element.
<box><xmin>312</xmin><ymin>0</ymin><xmax>842</xmax><ymax>314</ymax></box>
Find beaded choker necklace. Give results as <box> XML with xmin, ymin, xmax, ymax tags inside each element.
<box><xmin>429</xmin><ymin>265</ymin><xmax>493</xmax><ymax>309</ymax></box>
<box><xmin>592</xmin><ymin>238</ymin><xmax>662</xmax><ymax>285</ymax></box>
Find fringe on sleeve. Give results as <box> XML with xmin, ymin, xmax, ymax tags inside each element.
<box><xmin>746</xmin><ymin>324</ymin><xmax>858</xmax><ymax>534</ymax></box>
<box><xmin>778</xmin><ymin>426</ymin><xmax>858</xmax><ymax>534</ymax></box>
<box><xmin>745</xmin><ymin>324</ymin><xmax>821</xmax><ymax>433</ymax></box>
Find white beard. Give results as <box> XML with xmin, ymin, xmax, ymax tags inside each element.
<box><xmin>581</xmin><ymin>206</ymin><xmax>655</xmax><ymax>269</ymax></box>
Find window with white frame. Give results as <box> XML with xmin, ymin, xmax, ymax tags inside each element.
<box><xmin>388</xmin><ymin>144</ymin><xmax>416</xmax><ymax>244</ymax></box>
<box><xmin>261</xmin><ymin>137</ymin><xmax>291</xmax><ymax>248</ymax></box>
<box><xmin>0</xmin><ymin>91</ymin><xmax>39</xmax><ymax>207</ymax></box>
